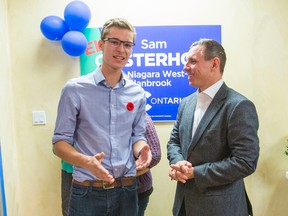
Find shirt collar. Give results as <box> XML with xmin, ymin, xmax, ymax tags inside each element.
<box><xmin>93</xmin><ymin>67</ymin><xmax>127</xmax><ymax>87</ymax></box>
<box><xmin>200</xmin><ymin>79</ymin><xmax>224</xmax><ymax>99</ymax></box>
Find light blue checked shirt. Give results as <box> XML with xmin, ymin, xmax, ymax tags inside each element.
<box><xmin>52</xmin><ymin>67</ymin><xmax>147</xmax><ymax>182</ymax></box>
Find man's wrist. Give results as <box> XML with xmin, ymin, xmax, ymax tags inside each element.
<box><xmin>135</xmin><ymin>149</ymin><xmax>142</xmax><ymax>159</ymax></box>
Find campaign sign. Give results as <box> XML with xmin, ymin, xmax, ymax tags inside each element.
<box><xmin>80</xmin><ymin>25</ymin><xmax>221</xmax><ymax>121</ymax></box>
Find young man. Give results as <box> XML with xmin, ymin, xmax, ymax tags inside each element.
<box><xmin>167</xmin><ymin>39</ymin><xmax>259</xmax><ymax>216</ymax></box>
<box><xmin>60</xmin><ymin>113</ymin><xmax>161</xmax><ymax>216</ymax></box>
<box><xmin>53</xmin><ymin>18</ymin><xmax>151</xmax><ymax>216</ymax></box>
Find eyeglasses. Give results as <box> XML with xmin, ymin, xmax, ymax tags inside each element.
<box><xmin>103</xmin><ymin>38</ymin><xmax>135</xmax><ymax>50</ymax></box>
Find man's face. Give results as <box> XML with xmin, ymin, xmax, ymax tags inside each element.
<box><xmin>183</xmin><ymin>45</ymin><xmax>214</xmax><ymax>91</ymax></box>
<box><xmin>99</xmin><ymin>27</ymin><xmax>134</xmax><ymax>71</ymax></box>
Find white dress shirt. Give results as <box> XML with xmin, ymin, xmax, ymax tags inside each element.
<box><xmin>192</xmin><ymin>79</ymin><xmax>223</xmax><ymax>138</ymax></box>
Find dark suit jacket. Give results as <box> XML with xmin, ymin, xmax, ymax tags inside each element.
<box><xmin>167</xmin><ymin>83</ymin><xmax>259</xmax><ymax>216</ymax></box>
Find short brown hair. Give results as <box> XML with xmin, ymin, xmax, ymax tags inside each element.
<box><xmin>101</xmin><ymin>18</ymin><xmax>136</xmax><ymax>43</ymax></box>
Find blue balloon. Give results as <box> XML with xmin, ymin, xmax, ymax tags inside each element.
<box><xmin>40</xmin><ymin>15</ymin><xmax>69</xmax><ymax>40</ymax></box>
<box><xmin>64</xmin><ymin>1</ymin><xmax>91</xmax><ymax>31</ymax></box>
<box><xmin>61</xmin><ymin>31</ymin><xmax>87</xmax><ymax>56</ymax></box>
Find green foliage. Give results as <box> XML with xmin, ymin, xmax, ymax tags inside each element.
<box><xmin>285</xmin><ymin>137</ymin><xmax>288</xmax><ymax>156</ymax></box>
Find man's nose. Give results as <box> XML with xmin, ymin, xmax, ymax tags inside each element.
<box><xmin>183</xmin><ymin>63</ymin><xmax>190</xmax><ymax>72</ymax></box>
<box><xmin>116</xmin><ymin>42</ymin><xmax>126</xmax><ymax>51</ymax></box>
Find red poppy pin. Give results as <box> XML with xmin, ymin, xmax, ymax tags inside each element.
<box><xmin>126</xmin><ymin>102</ymin><xmax>134</xmax><ymax>111</ymax></box>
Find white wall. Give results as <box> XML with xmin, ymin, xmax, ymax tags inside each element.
<box><xmin>1</xmin><ymin>0</ymin><xmax>288</xmax><ymax>215</ymax></box>
<box><xmin>0</xmin><ymin>0</ymin><xmax>20</xmax><ymax>215</ymax></box>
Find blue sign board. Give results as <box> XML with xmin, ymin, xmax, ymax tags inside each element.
<box><xmin>80</xmin><ymin>25</ymin><xmax>221</xmax><ymax>121</ymax></box>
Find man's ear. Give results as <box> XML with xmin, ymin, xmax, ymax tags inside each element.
<box><xmin>98</xmin><ymin>39</ymin><xmax>104</xmax><ymax>51</ymax></box>
<box><xmin>212</xmin><ymin>57</ymin><xmax>220</xmax><ymax>70</ymax></box>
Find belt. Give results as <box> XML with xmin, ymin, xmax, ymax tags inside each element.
<box><xmin>72</xmin><ymin>177</ymin><xmax>135</xmax><ymax>189</ymax></box>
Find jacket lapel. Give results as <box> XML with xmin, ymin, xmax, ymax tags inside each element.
<box><xmin>186</xmin><ymin>95</ymin><xmax>197</xmax><ymax>144</ymax></box>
